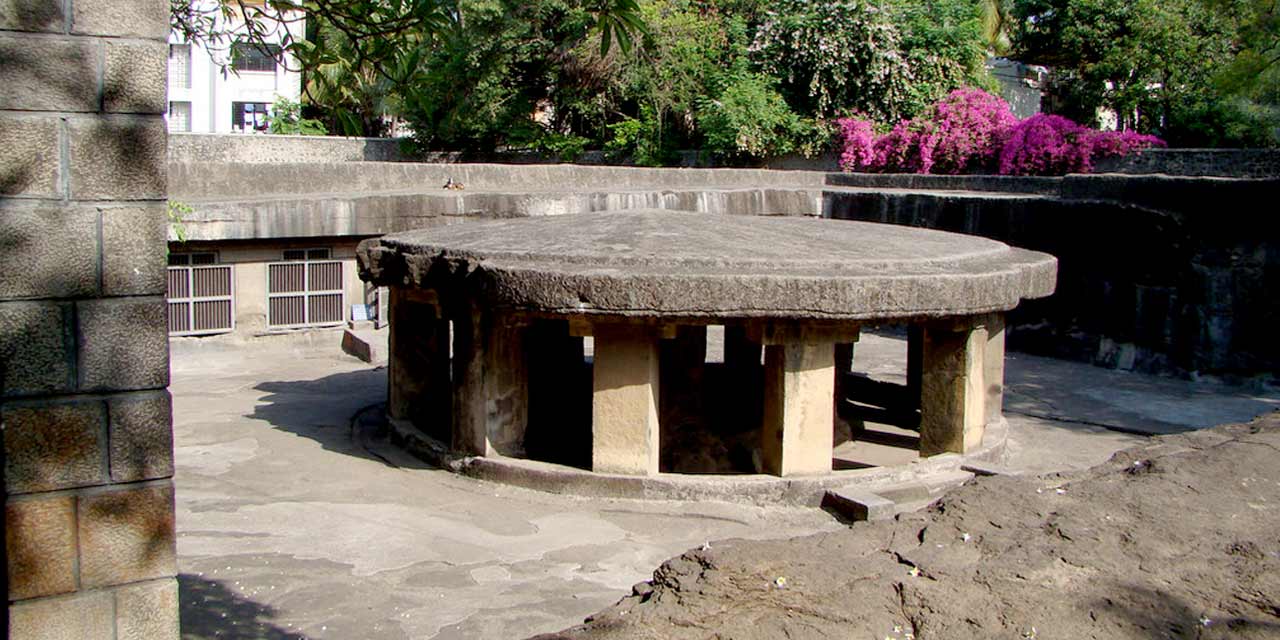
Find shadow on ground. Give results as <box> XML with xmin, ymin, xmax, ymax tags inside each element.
<box><xmin>1097</xmin><ymin>584</ymin><xmax>1280</xmax><ymax>639</ymax></box>
<box><xmin>248</xmin><ymin>367</ymin><xmax>433</xmax><ymax>470</ymax></box>
<box><xmin>180</xmin><ymin>573</ymin><xmax>310</xmax><ymax>640</ymax></box>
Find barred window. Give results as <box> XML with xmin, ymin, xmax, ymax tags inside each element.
<box><xmin>168</xmin><ymin>101</ymin><xmax>192</xmax><ymax>133</ymax></box>
<box><xmin>168</xmin><ymin>44</ymin><xmax>191</xmax><ymax>88</ymax></box>
<box><xmin>231</xmin><ymin>43</ymin><xmax>280</xmax><ymax>73</ymax></box>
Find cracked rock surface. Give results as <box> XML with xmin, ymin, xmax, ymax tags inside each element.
<box><xmin>535</xmin><ymin>412</ymin><xmax>1280</xmax><ymax>640</ymax></box>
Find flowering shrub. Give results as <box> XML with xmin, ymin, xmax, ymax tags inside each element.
<box><xmin>997</xmin><ymin>114</ymin><xmax>1095</xmax><ymax>175</ymax></box>
<box><xmin>838</xmin><ymin>88</ymin><xmax>1166</xmax><ymax>176</ymax></box>
<box><xmin>1089</xmin><ymin>129</ymin><xmax>1169</xmax><ymax>161</ymax></box>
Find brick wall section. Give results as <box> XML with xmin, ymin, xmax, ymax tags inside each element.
<box><xmin>2</xmin><ymin>0</ymin><xmax>177</xmax><ymax>636</ymax></box>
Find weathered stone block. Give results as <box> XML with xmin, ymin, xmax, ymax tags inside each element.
<box><xmin>8</xmin><ymin>590</ymin><xmax>114</xmax><ymax>639</ymax></box>
<box><xmin>0</xmin><ymin>113</ymin><xmax>61</xmax><ymax>198</ymax></box>
<box><xmin>70</xmin><ymin>0</ymin><xmax>167</xmax><ymax>38</ymax></box>
<box><xmin>0</xmin><ymin>301</ymin><xmax>75</xmax><ymax>397</ymax></box>
<box><xmin>6</xmin><ymin>495</ymin><xmax>77</xmax><ymax>599</ymax></box>
<box><xmin>0</xmin><ymin>202</ymin><xmax>99</xmax><ymax>299</ymax></box>
<box><xmin>0</xmin><ymin>0</ymin><xmax>64</xmax><ymax>32</ymax></box>
<box><xmin>77</xmin><ymin>296</ymin><xmax>169</xmax><ymax>392</ymax></box>
<box><xmin>592</xmin><ymin>324</ymin><xmax>661</xmax><ymax>476</ymax></box>
<box><xmin>67</xmin><ymin>115</ymin><xmax>167</xmax><ymax>200</ymax></box>
<box><xmin>115</xmin><ymin>578</ymin><xmax>180</xmax><ymax>640</ymax></box>
<box><xmin>101</xmin><ymin>204</ymin><xmax>167</xmax><ymax>296</ymax></box>
<box><xmin>823</xmin><ymin>489</ymin><xmax>895</xmax><ymax>522</ymax></box>
<box><xmin>108</xmin><ymin>390</ymin><xmax>173</xmax><ymax>482</ymax></box>
<box><xmin>0</xmin><ymin>34</ymin><xmax>99</xmax><ymax>112</ymax></box>
<box><xmin>3</xmin><ymin>400</ymin><xmax>107</xmax><ymax>494</ymax></box>
<box><xmin>77</xmin><ymin>483</ymin><xmax>176</xmax><ymax>588</ymax></box>
<box><xmin>104</xmin><ymin>40</ymin><xmax>167</xmax><ymax>114</ymax></box>
<box><xmin>761</xmin><ymin>341</ymin><xmax>835</xmax><ymax>476</ymax></box>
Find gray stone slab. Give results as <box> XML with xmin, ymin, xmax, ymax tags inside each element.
<box><xmin>823</xmin><ymin>489</ymin><xmax>895</xmax><ymax>522</ymax></box>
<box><xmin>360</xmin><ymin>210</ymin><xmax>1057</xmax><ymax>321</ymax></box>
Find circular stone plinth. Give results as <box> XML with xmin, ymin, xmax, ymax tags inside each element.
<box><xmin>359</xmin><ymin>209</ymin><xmax>1057</xmax><ymax>320</ymax></box>
<box><xmin>388</xmin><ymin>416</ymin><xmax>1010</xmax><ymax>506</ymax></box>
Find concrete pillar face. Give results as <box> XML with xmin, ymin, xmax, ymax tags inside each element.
<box><xmin>387</xmin><ymin>289</ymin><xmax>452</xmax><ymax>443</ymax></box>
<box><xmin>983</xmin><ymin>314</ymin><xmax>1007</xmax><ymax>425</ymax></box>
<box><xmin>450</xmin><ymin>305</ymin><xmax>529</xmax><ymax>457</ymax></box>
<box><xmin>761</xmin><ymin>342</ymin><xmax>836</xmax><ymax>476</ymax></box>
<box><xmin>592</xmin><ymin>324</ymin><xmax>661</xmax><ymax>475</ymax></box>
<box><xmin>919</xmin><ymin>322</ymin><xmax>987</xmax><ymax>456</ymax></box>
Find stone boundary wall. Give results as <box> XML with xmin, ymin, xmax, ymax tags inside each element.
<box><xmin>168</xmin><ymin>133</ymin><xmax>841</xmax><ymax>170</ymax></box>
<box><xmin>1092</xmin><ymin>148</ymin><xmax>1280</xmax><ymax>178</ymax></box>
<box><xmin>825</xmin><ymin>175</ymin><xmax>1280</xmax><ymax>380</ymax></box>
<box><xmin>2</xmin><ymin>2</ymin><xmax>177</xmax><ymax>638</ymax></box>
<box><xmin>169</xmin><ymin>161</ymin><xmax>829</xmax><ymax>201</ymax></box>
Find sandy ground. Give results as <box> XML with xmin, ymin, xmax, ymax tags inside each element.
<box><xmin>536</xmin><ymin>412</ymin><xmax>1280</xmax><ymax>640</ymax></box>
<box><xmin>170</xmin><ymin>329</ymin><xmax>1280</xmax><ymax>639</ymax></box>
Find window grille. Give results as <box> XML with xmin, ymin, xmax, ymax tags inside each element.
<box><xmin>232</xmin><ymin>101</ymin><xmax>270</xmax><ymax>132</ymax></box>
<box><xmin>231</xmin><ymin>43</ymin><xmax>279</xmax><ymax>73</ymax></box>
<box><xmin>267</xmin><ymin>250</ymin><xmax>344</xmax><ymax>328</ymax></box>
<box><xmin>168</xmin><ymin>44</ymin><xmax>191</xmax><ymax>88</ymax></box>
<box><xmin>167</xmin><ymin>255</ymin><xmax>234</xmax><ymax>336</ymax></box>
<box><xmin>168</xmin><ymin>101</ymin><xmax>192</xmax><ymax>133</ymax></box>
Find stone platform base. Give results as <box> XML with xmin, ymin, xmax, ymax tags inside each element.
<box><xmin>387</xmin><ymin>416</ymin><xmax>1008</xmax><ymax>507</ymax></box>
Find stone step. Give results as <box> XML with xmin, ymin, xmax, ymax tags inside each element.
<box><xmin>823</xmin><ymin>470</ymin><xmax>975</xmax><ymax>522</ymax></box>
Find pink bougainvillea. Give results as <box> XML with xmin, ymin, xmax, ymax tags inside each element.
<box><xmin>997</xmin><ymin>114</ymin><xmax>1095</xmax><ymax>175</ymax></box>
<box><xmin>837</xmin><ymin>88</ymin><xmax>1165</xmax><ymax>176</ymax></box>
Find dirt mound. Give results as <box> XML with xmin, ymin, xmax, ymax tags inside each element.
<box><xmin>533</xmin><ymin>413</ymin><xmax>1280</xmax><ymax>640</ymax></box>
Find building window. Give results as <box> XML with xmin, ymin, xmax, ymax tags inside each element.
<box><xmin>267</xmin><ymin>249</ymin><xmax>344</xmax><ymax>328</ymax></box>
<box><xmin>168</xmin><ymin>101</ymin><xmax>192</xmax><ymax>133</ymax></box>
<box><xmin>231</xmin><ymin>43</ymin><xmax>279</xmax><ymax>73</ymax></box>
<box><xmin>232</xmin><ymin>101</ymin><xmax>270</xmax><ymax>132</ymax></box>
<box><xmin>167</xmin><ymin>253</ymin><xmax>235</xmax><ymax>336</ymax></box>
<box><xmin>168</xmin><ymin>44</ymin><xmax>191</xmax><ymax>89</ymax></box>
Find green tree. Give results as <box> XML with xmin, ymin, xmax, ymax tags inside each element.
<box><xmin>1008</xmin><ymin>0</ymin><xmax>1271</xmax><ymax>145</ymax></box>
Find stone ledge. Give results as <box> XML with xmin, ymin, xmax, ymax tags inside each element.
<box><xmin>387</xmin><ymin>416</ymin><xmax>1008</xmax><ymax>506</ymax></box>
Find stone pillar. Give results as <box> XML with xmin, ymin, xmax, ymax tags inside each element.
<box><xmin>761</xmin><ymin>341</ymin><xmax>836</xmax><ymax>476</ymax></box>
<box><xmin>592</xmin><ymin>324</ymin><xmax>661</xmax><ymax>475</ymax></box>
<box><xmin>387</xmin><ymin>289</ymin><xmax>451</xmax><ymax>443</ymax></box>
<box><xmin>983</xmin><ymin>314</ymin><xmax>1006</xmax><ymax>425</ymax></box>
<box><xmin>450</xmin><ymin>305</ymin><xmax>529</xmax><ymax>457</ymax></box>
<box><xmin>2</xmin><ymin>1</ymin><xmax>177</xmax><ymax>636</ymax></box>
<box><xmin>919</xmin><ymin>321</ymin><xmax>987</xmax><ymax>456</ymax></box>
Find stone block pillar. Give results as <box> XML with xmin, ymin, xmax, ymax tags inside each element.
<box><xmin>760</xmin><ymin>341</ymin><xmax>836</xmax><ymax>476</ymax></box>
<box><xmin>591</xmin><ymin>324</ymin><xmax>661</xmax><ymax>475</ymax></box>
<box><xmin>387</xmin><ymin>289</ymin><xmax>451</xmax><ymax>443</ymax></box>
<box><xmin>919</xmin><ymin>321</ymin><xmax>988</xmax><ymax>456</ymax></box>
<box><xmin>983</xmin><ymin>314</ymin><xmax>1006</xmax><ymax>425</ymax></box>
<box><xmin>2</xmin><ymin>0</ymin><xmax>177</xmax><ymax>635</ymax></box>
<box><xmin>450</xmin><ymin>305</ymin><xmax>529</xmax><ymax>457</ymax></box>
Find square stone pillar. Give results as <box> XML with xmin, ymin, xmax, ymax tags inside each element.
<box><xmin>983</xmin><ymin>314</ymin><xmax>1006</xmax><ymax>425</ymax></box>
<box><xmin>761</xmin><ymin>340</ymin><xmax>836</xmax><ymax>476</ymax></box>
<box><xmin>919</xmin><ymin>321</ymin><xmax>988</xmax><ymax>456</ymax></box>
<box><xmin>451</xmin><ymin>305</ymin><xmax>529</xmax><ymax>457</ymax></box>
<box><xmin>387</xmin><ymin>289</ymin><xmax>451</xmax><ymax>443</ymax></box>
<box><xmin>592</xmin><ymin>323</ymin><xmax>661</xmax><ymax>475</ymax></box>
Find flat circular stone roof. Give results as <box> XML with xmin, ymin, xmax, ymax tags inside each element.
<box><xmin>359</xmin><ymin>209</ymin><xmax>1057</xmax><ymax>321</ymax></box>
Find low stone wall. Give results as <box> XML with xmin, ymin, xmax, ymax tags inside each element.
<box><xmin>1092</xmin><ymin>148</ymin><xmax>1280</xmax><ymax>178</ymax></box>
<box><xmin>826</xmin><ymin>174</ymin><xmax>1280</xmax><ymax>379</ymax></box>
<box><xmin>170</xmin><ymin>133</ymin><xmax>408</xmax><ymax>163</ymax></box>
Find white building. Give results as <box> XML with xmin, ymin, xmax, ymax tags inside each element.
<box><xmin>167</xmin><ymin>0</ymin><xmax>305</xmax><ymax>134</ymax></box>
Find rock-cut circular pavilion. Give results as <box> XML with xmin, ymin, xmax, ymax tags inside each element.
<box><xmin>358</xmin><ymin>209</ymin><xmax>1057</xmax><ymax>502</ymax></box>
